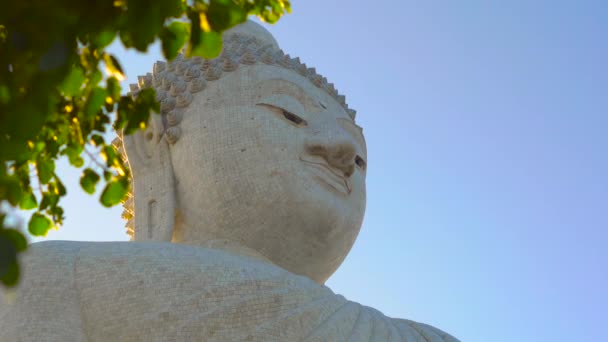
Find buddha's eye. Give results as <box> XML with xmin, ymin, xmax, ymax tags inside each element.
<box><xmin>281</xmin><ymin>109</ymin><xmax>307</xmax><ymax>126</ymax></box>
<box><xmin>355</xmin><ymin>155</ymin><xmax>366</xmax><ymax>170</ymax></box>
<box><xmin>257</xmin><ymin>103</ymin><xmax>308</xmax><ymax>127</ymax></box>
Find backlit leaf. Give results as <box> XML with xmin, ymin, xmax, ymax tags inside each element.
<box><xmin>103</xmin><ymin>54</ymin><xmax>125</xmax><ymax>80</ymax></box>
<box><xmin>0</xmin><ymin>0</ymin><xmax>289</xmax><ymax>287</ymax></box>
<box><xmin>55</xmin><ymin>178</ymin><xmax>67</xmax><ymax>196</ymax></box>
<box><xmin>3</xmin><ymin>177</ymin><xmax>23</xmax><ymax>206</ymax></box>
<box><xmin>92</xmin><ymin>30</ymin><xmax>116</xmax><ymax>49</ymax></box>
<box><xmin>59</xmin><ymin>67</ymin><xmax>85</xmax><ymax>96</ymax></box>
<box><xmin>19</xmin><ymin>191</ymin><xmax>37</xmax><ymax>210</ymax></box>
<box><xmin>36</xmin><ymin>159</ymin><xmax>55</xmax><ymax>184</ymax></box>
<box><xmin>103</xmin><ymin>171</ymin><xmax>112</xmax><ymax>181</ymax></box>
<box><xmin>100</xmin><ymin>177</ymin><xmax>129</xmax><ymax>207</ymax></box>
<box><xmin>162</xmin><ymin>21</ymin><xmax>190</xmax><ymax>60</ymax></box>
<box><xmin>84</xmin><ymin>87</ymin><xmax>107</xmax><ymax>118</ymax></box>
<box><xmin>106</xmin><ymin>77</ymin><xmax>121</xmax><ymax>102</ymax></box>
<box><xmin>0</xmin><ymin>85</ymin><xmax>11</xmax><ymax>104</ymax></box>
<box><xmin>90</xmin><ymin>134</ymin><xmax>105</xmax><ymax>146</ymax></box>
<box><xmin>28</xmin><ymin>213</ymin><xmax>52</xmax><ymax>236</ymax></box>
<box><xmin>63</xmin><ymin>146</ymin><xmax>84</xmax><ymax>167</ymax></box>
<box><xmin>101</xmin><ymin>145</ymin><xmax>118</xmax><ymax>167</ymax></box>
<box><xmin>80</xmin><ymin>168</ymin><xmax>100</xmax><ymax>194</ymax></box>
<box><xmin>207</xmin><ymin>0</ymin><xmax>247</xmax><ymax>31</ymax></box>
<box><xmin>38</xmin><ymin>193</ymin><xmax>55</xmax><ymax>210</ymax></box>
<box><xmin>124</xmin><ymin>88</ymin><xmax>156</xmax><ymax>134</ymax></box>
<box><xmin>90</xmin><ymin>69</ymin><xmax>103</xmax><ymax>86</ymax></box>
<box><xmin>190</xmin><ymin>30</ymin><xmax>222</xmax><ymax>59</ymax></box>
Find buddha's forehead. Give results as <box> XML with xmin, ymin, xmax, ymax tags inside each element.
<box><xmin>205</xmin><ymin>64</ymin><xmax>356</xmax><ymax>123</ymax></box>
<box><xmin>191</xmin><ymin>64</ymin><xmax>367</xmax><ymax>155</ymax></box>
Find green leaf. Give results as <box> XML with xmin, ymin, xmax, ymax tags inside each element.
<box><xmin>0</xmin><ymin>24</ymin><xmax>7</xmax><ymax>43</ymax></box>
<box><xmin>1</xmin><ymin>229</ymin><xmax>27</xmax><ymax>252</ymax></box>
<box><xmin>122</xmin><ymin>0</ymin><xmax>164</xmax><ymax>51</ymax></box>
<box><xmin>0</xmin><ymin>228</ymin><xmax>24</xmax><ymax>286</ymax></box>
<box><xmin>0</xmin><ymin>261</ymin><xmax>19</xmax><ymax>287</ymax></box>
<box><xmin>62</xmin><ymin>145</ymin><xmax>84</xmax><ymax>167</ymax></box>
<box><xmin>90</xmin><ymin>69</ymin><xmax>103</xmax><ymax>86</ymax></box>
<box><xmin>207</xmin><ymin>0</ymin><xmax>247</xmax><ymax>31</ymax></box>
<box><xmin>103</xmin><ymin>54</ymin><xmax>125</xmax><ymax>80</ymax></box>
<box><xmin>124</xmin><ymin>88</ymin><xmax>156</xmax><ymax>134</ymax></box>
<box><xmin>80</xmin><ymin>168</ymin><xmax>100</xmax><ymax>194</ymax></box>
<box><xmin>162</xmin><ymin>21</ymin><xmax>190</xmax><ymax>60</ymax></box>
<box><xmin>252</xmin><ymin>0</ymin><xmax>291</xmax><ymax>23</ymax></box>
<box><xmin>163</xmin><ymin>0</ymin><xmax>184</xmax><ymax>17</ymax></box>
<box><xmin>34</xmin><ymin>141</ymin><xmax>46</xmax><ymax>153</ymax></box>
<box><xmin>137</xmin><ymin>87</ymin><xmax>159</xmax><ymax>112</ymax></box>
<box><xmin>190</xmin><ymin>30</ymin><xmax>222</xmax><ymax>59</ymax></box>
<box><xmin>90</xmin><ymin>134</ymin><xmax>105</xmax><ymax>146</ymax></box>
<box><xmin>49</xmin><ymin>205</ymin><xmax>65</xmax><ymax>224</ymax></box>
<box><xmin>28</xmin><ymin>213</ymin><xmax>53</xmax><ymax>236</ymax></box>
<box><xmin>101</xmin><ymin>145</ymin><xmax>118</xmax><ymax>167</ymax></box>
<box><xmin>0</xmin><ymin>231</ymin><xmax>17</xmax><ymax>278</ymax></box>
<box><xmin>2</xmin><ymin>177</ymin><xmax>23</xmax><ymax>206</ymax></box>
<box><xmin>0</xmin><ymin>0</ymin><xmax>290</xmax><ymax>288</ymax></box>
<box><xmin>73</xmin><ymin>157</ymin><xmax>84</xmax><ymax>167</ymax></box>
<box><xmin>39</xmin><ymin>193</ymin><xmax>50</xmax><ymax>210</ymax></box>
<box><xmin>36</xmin><ymin>159</ymin><xmax>55</xmax><ymax>184</ymax></box>
<box><xmin>84</xmin><ymin>87</ymin><xmax>107</xmax><ymax>118</ymax></box>
<box><xmin>59</xmin><ymin>66</ymin><xmax>85</xmax><ymax>96</ymax></box>
<box><xmin>106</xmin><ymin>77</ymin><xmax>121</xmax><ymax>102</ymax></box>
<box><xmin>100</xmin><ymin>177</ymin><xmax>129</xmax><ymax>207</ymax></box>
<box><xmin>115</xmin><ymin>95</ymin><xmax>134</xmax><ymax>131</ymax></box>
<box><xmin>55</xmin><ymin>178</ymin><xmax>67</xmax><ymax>196</ymax></box>
<box><xmin>19</xmin><ymin>191</ymin><xmax>37</xmax><ymax>210</ymax></box>
<box><xmin>0</xmin><ymin>85</ymin><xmax>10</xmax><ymax>104</ymax></box>
<box><xmin>103</xmin><ymin>171</ymin><xmax>112</xmax><ymax>181</ymax></box>
<box><xmin>92</xmin><ymin>30</ymin><xmax>116</xmax><ymax>49</ymax></box>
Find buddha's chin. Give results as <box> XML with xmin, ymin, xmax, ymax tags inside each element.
<box><xmin>193</xmin><ymin>207</ymin><xmax>359</xmax><ymax>283</ymax></box>
<box><xmin>257</xmin><ymin>213</ymin><xmax>362</xmax><ymax>283</ymax></box>
<box><xmin>250</xmin><ymin>184</ymin><xmax>364</xmax><ymax>283</ymax></box>
<box><xmin>175</xmin><ymin>174</ymin><xmax>364</xmax><ymax>283</ymax></box>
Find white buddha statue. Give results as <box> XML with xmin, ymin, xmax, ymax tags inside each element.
<box><xmin>0</xmin><ymin>22</ymin><xmax>459</xmax><ymax>341</ymax></box>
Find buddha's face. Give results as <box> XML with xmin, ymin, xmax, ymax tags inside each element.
<box><xmin>169</xmin><ymin>64</ymin><xmax>366</xmax><ymax>283</ymax></box>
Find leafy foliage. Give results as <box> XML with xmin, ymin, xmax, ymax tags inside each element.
<box><xmin>0</xmin><ymin>0</ymin><xmax>290</xmax><ymax>286</ymax></box>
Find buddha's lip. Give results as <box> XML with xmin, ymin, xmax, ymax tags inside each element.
<box><xmin>299</xmin><ymin>156</ymin><xmax>351</xmax><ymax>195</ymax></box>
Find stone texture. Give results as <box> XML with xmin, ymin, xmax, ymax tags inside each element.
<box><xmin>0</xmin><ymin>21</ymin><xmax>459</xmax><ymax>341</ymax></box>
<box><xmin>1</xmin><ymin>242</ymin><xmax>458</xmax><ymax>341</ymax></box>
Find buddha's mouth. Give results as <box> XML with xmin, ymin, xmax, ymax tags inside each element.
<box><xmin>299</xmin><ymin>156</ymin><xmax>351</xmax><ymax>195</ymax></box>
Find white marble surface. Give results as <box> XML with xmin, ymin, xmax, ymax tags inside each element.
<box><xmin>0</xmin><ymin>21</ymin><xmax>459</xmax><ymax>341</ymax></box>
<box><xmin>1</xmin><ymin>241</ymin><xmax>458</xmax><ymax>341</ymax></box>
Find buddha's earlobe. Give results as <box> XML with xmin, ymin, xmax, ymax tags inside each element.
<box><xmin>121</xmin><ymin>116</ymin><xmax>177</xmax><ymax>242</ymax></box>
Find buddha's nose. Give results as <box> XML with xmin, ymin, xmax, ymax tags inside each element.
<box><xmin>305</xmin><ymin>135</ymin><xmax>357</xmax><ymax>177</ymax></box>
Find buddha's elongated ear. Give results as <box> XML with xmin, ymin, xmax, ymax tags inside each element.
<box><xmin>121</xmin><ymin>109</ymin><xmax>177</xmax><ymax>242</ymax></box>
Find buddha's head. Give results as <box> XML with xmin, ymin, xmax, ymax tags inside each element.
<box><xmin>117</xmin><ymin>21</ymin><xmax>366</xmax><ymax>284</ymax></box>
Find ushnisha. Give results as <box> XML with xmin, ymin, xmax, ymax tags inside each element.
<box><xmin>0</xmin><ymin>21</ymin><xmax>459</xmax><ymax>341</ymax></box>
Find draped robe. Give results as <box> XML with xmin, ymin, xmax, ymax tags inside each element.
<box><xmin>0</xmin><ymin>241</ymin><xmax>458</xmax><ymax>341</ymax></box>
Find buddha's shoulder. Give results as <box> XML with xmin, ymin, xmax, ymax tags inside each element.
<box><xmin>17</xmin><ymin>240</ymin><xmax>318</xmax><ymax>291</ymax></box>
<box><xmin>4</xmin><ymin>241</ymin><xmax>459</xmax><ymax>341</ymax></box>
<box><xmin>23</xmin><ymin>240</ymin><xmax>292</xmax><ymax>272</ymax></box>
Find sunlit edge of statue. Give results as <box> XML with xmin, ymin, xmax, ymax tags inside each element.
<box><xmin>0</xmin><ymin>21</ymin><xmax>459</xmax><ymax>341</ymax></box>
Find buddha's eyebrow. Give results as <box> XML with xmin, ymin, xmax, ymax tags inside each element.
<box><xmin>255</xmin><ymin>79</ymin><xmax>320</xmax><ymax>112</ymax></box>
<box><xmin>338</xmin><ymin>118</ymin><xmax>366</xmax><ymax>152</ymax></box>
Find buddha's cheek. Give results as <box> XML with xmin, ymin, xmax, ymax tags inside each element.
<box><xmin>260</xmin><ymin>166</ymin><xmax>365</xmax><ymax>245</ymax></box>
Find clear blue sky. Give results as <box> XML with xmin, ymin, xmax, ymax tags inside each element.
<box><xmin>33</xmin><ymin>1</ymin><xmax>607</xmax><ymax>341</ymax></box>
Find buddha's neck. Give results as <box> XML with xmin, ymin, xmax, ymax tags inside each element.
<box><xmin>171</xmin><ymin>219</ymin><xmax>270</xmax><ymax>263</ymax></box>
<box><xmin>198</xmin><ymin>238</ymin><xmax>273</xmax><ymax>264</ymax></box>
